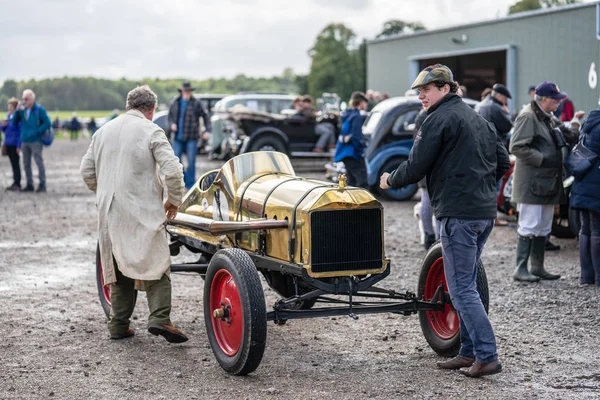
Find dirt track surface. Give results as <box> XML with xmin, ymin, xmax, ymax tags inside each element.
<box><xmin>1</xmin><ymin>140</ymin><xmax>599</xmax><ymax>400</ymax></box>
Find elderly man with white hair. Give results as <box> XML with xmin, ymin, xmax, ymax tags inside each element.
<box><xmin>13</xmin><ymin>89</ymin><xmax>51</xmax><ymax>192</ymax></box>
<box><xmin>80</xmin><ymin>85</ymin><xmax>188</xmax><ymax>343</ymax></box>
<box><xmin>510</xmin><ymin>81</ymin><xmax>583</xmax><ymax>282</ymax></box>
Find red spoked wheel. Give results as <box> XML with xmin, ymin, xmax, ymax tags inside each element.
<box><xmin>96</xmin><ymin>244</ymin><xmax>112</xmax><ymax>318</ymax></box>
<box><xmin>423</xmin><ymin>257</ymin><xmax>459</xmax><ymax>340</ymax></box>
<box><xmin>209</xmin><ymin>270</ymin><xmax>243</xmax><ymax>356</ymax></box>
<box><xmin>95</xmin><ymin>243</ymin><xmax>137</xmax><ymax>319</ymax></box>
<box><xmin>417</xmin><ymin>242</ymin><xmax>489</xmax><ymax>357</ymax></box>
<box><xmin>204</xmin><ymin>249</ymin><xmax>267</xmax><ymax>375</ymax></box>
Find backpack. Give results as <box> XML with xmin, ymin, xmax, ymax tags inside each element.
<box><xmin>35</xmin><ymin>106</ymin><xmax>54</xmax><ymax>146</ymax></box>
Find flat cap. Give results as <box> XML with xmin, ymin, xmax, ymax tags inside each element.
<box><xmin>411</xmin><ymin>64</ymin><xmax>454</xmax><ymax>90</ymax></box>
<box><xmin>492</xmin><ymin>83</ymin><xmax>512</xmax><ymax>99</ymax></box>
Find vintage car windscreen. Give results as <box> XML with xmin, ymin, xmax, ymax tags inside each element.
<box><xmin>362</xmin><ymin>111</ymin><xmax>382</xmax><ymax>135</ymax></box>
<box><xmin>219</xmin><ymin>152</ymin><xmax>295</xmax><ymax>195</ymax></box>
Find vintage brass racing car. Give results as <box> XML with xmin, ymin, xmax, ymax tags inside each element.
<box><xmin>95</xmin><ymin>151</ymin><xmax>489</xmax><ymax>375</ymax></box>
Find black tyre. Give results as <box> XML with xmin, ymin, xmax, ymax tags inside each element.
<box><xmin>248</xmin><ymin>135</ymin><xmax>286</xmax><ymax>153</ymax></box>
<box><xmin>417</xmin><ymin>242</ymin><xmax>489</xmax><ymax>357</ymax></box>
<box><xmin>375</xmin><ymin>158</ymin><xmax>418</xmax><ymax>201</ymax></box>
<box><xmin>96</xmin><ymin>244</ymin><xmax>137</xmax><ymax>319</ymax></box>
<box><xmin>204</xmin><ymin>249</ymin><xmax>267</xmax><ymax>375</ymax></box>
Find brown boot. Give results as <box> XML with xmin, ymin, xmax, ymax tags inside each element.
<box><xmin>459</xmin><ymin>360</ymin><xmax>502</xmax><ymax>378</ymax></box>
<box><xmin>148</xmin><ymin>324</ymin><xmax>188</xmax><ymax>343</ymax></box>
<box><xmin>437</xmin><ymin>355</ymin><xmax>475</xmax><ymax>370</ymax></box>
<box><xmin>110</xmin><ymin>328</ymin><xmax>135</xmax><ymax>340</ymax></box>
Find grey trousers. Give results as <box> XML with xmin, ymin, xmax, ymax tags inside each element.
<box><xmin>21</xmin><ymin>141</ymin><xmax>45</xmax><ymax>187</ymax></box>
<box><xmin>315</xmin><ymin>123</ymin><xmax>336</xmax><ymax>150</ymax></box>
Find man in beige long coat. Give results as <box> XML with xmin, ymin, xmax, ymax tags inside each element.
<box><xmin>80</xmin><ymin>85</ymin><xmax>188</xmax><ymax>343</ymax></box>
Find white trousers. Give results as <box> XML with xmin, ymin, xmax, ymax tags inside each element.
<box><xmin>517</xmin><ymin>203</ymin><xmax>554</xmax><ymax>237</ymax></box>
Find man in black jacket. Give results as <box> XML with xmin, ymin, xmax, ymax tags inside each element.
<box><xmin>380</xmin><ymin>64</ymin><xmax>510</xmax><ymax>378</ymax></box>
<box><xmin>168</xmin><ymin>82</ymin><xmax>212</xmax><ymax>189</ymax></box>
<box><xmin>478</xmin><ymin>83</ymin><xmax>513</xmax><ymax>149</ymax></box>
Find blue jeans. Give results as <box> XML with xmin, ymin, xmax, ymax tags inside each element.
<box><xmin>580</xmin><ymin>210</ymin><xmax>600</xmax><ymax>236</ymax></box>
<box><xmin>172</xmin><ymin>139</ymin><xmax>198</xmax><ymax>189</ymax></box>
<box><xmin>439</xmin><ymin>217</ymin><xmax>498</xmax><ymax>364</ymax></box>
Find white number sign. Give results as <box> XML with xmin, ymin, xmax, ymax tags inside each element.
<box><xmin>589</xmin><ymin>62</ymin><xmax>597</xmax><ymax>89</ymax></box>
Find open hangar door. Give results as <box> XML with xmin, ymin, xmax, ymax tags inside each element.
<box><xmin>418</xmin><ymin>50</ymin><xmax>506</xmax><ymax>101</ymax></box>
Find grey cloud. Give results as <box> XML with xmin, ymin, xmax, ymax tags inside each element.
<box><xmin>2</xmin><ymin>0</ymin><xmax>573</xmax><ymax>83</ymax></box>
<box><xmin>311</xmin><ymin>0</ymin><xmax>371</xmax><ymax>11</ymax></box>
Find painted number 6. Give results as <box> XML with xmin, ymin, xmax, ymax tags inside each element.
<box><xmin>589</xmin><ymin>63</ymin><xmax>597</xmax><ymax>89</ymax></box>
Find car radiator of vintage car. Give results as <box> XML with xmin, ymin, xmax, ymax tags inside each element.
<box><xmin>310</xmin><ymin>208</ymin><xmax>383</xmax><ymax>274</ymax></box>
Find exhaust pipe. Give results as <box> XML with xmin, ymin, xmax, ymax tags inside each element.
<box><xmin>169</xmin><ymin>213</ymin><xmax>288</xmax><ymax>235</ymax></box>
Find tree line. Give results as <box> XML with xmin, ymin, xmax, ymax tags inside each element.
<box><xmin>0</xmin><ymin>0</ymin><xmax>577</xmax><ymax>111</ymax></box>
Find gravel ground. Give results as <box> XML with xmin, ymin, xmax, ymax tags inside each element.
<box><xmin>0</xmin><ymin>140</ymin><xmax>599</xmax><ymax>400</ymax></box>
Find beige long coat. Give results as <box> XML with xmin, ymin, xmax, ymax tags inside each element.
<box><xmin>80</xmin><ymin>109</ymin><xmax>185</xmax><ymax>286</ymax></box>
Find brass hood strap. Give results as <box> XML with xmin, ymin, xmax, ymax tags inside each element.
<box><xmin>288</xmin><ymin>184</ymin><xmax>338</xmax><ymax>262</ymax></box>
<box><xmin>235</xmin><ymin>172</ymin><xmax>281</xmax><ymax>222</ymax></box>
<box><xmin>260</xmin><ymin>177</ymin><xmax>304</xmax><ymax>218</ymax></box>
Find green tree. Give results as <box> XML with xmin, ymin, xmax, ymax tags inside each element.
<box><xmin>307</xmin><ymin>23</ymin><xmax>364</xmax><ymax>101</ymax></box>
<box><xmin>509</xmin><ymin>0</ymin><xmax>579</xmax><ymax>14</ymax></box>
<box><xmin>375</xmin><ymin>19</ymin><xmax>426</xmax><ymax>39</ymax></box>
<box><xmin>0</xmin><ymin>70</ymin><xmax>302</xmax><ymax>112</ymax></box>
<box><xmin>0</xmin><ymin>79</ymin><xmax>18</xmax><ymax>98</ymax></box>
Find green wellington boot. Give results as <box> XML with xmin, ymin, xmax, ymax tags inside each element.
<box><xmin>513</xmin><ymin>235</ymin><xmax>540</xmax><ymax>282</ymax></box>
<box><xmin>530</xmin><ymin>236</ymin><xmax>561</xmax><ymax>280</ymax></box>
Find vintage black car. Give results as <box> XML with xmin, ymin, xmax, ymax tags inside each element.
<box><xmin>215</xmin><ymin>109</ymin><xmax>340</xmax><ymax>159</ymax></box>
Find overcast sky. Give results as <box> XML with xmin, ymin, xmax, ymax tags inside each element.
<box><xmin>0</xmin><ymin>0</ymin><xmax>592</xmax><ymax>82</ymax></box>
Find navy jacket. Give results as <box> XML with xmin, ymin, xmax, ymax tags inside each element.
<box><xmin>571</xmin><ymin>110</ymin><xmax>600</xmax><ymax>214</ymax></box>
<box><xmin>334</xmin><ymin>108</ymin><xmax>365</xmax><ymax>162</ymax></box>
<box><xmin>478</xmin><ymin>95</ymin><xmax>513</xmax><ymax>143</ymax></box>
<box><xmin>1</xmin><ymin>112</ymin><xmax>21</xmax><ymax>147</ymax></box>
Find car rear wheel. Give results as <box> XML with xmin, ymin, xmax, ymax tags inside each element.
<box><xmin>248</xmin><ymin>135</ymin><xmax>286</xmax><ymax>153</ymax></box>
<box><xmin>204</xmin><ymin>249</ymin><xmax>267</xmax><ymax>375</ymax></box>
<box><xmin>417</xmin><ymin>242</ymin><xmax>489</xmax><ymax>357</ymax></box>
<box><xmin>375</xmin><ymin>158</ymin><xmax>418</xmax><ymax>201</ymax></box>
<box><xmin>96</xmin><ymin>244</ymin><xmax>137</xmax><ymax>319</ymax></box>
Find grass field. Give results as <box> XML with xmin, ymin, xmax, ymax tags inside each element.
<box><xmin>47</xmin><ymin>110</ymin><xmax>113</xmax><ymax>120</ymax></box>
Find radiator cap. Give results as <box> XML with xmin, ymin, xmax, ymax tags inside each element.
<box><xmin>338</xmin><ymin>174</ymin><xmax>347</xmax><ymax>189</ymax></box>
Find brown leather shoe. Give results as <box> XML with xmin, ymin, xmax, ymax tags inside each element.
<box><xmin>437</xmin><ymin>355</ymin><xmax>475</xmax><ymax>370</ymax></box>
<box><xmin>110</xmin><ymin>328</ymin><xmax>135</xmax><ymax>340</ymax></box>
<box><xmin>459</xmin><ymin>360</ymin><xmax>502</xmax><ymax>378</ymax></box>
<box><xmin>148</xmin><ymin>324</ymin><xmax>188</xmax><ymax>343</ymax></box>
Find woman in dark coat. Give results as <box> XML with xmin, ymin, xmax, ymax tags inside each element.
<box><xmin>570</xmin><ymin>109</ymin><xmax>600</xmax><ymax>288</ymax></box>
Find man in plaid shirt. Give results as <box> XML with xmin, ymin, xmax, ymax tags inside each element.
<box><xmin>168</xmin><ymin>82</ymin><xmax>212</xmax><ymax>189</ymax></box>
